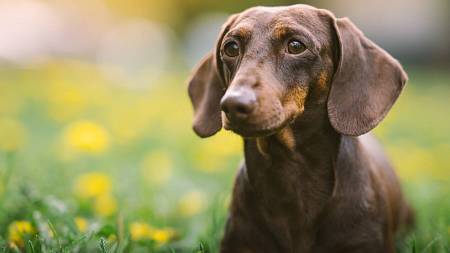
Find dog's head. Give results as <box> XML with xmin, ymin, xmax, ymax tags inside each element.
<box><xmin>188</xmin><ymin>5</ymin><xmax>407</xmax><ymax>138</ymax></box>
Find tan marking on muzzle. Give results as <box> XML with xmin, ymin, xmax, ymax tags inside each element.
<box><xmin>283</xmin><ymin>86</ymin><xmax>308</xmax><ymax>112</ymax></box>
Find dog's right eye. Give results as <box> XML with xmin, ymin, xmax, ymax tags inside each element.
<box><xmin>287</xmin><ymin>39</ymin><xmax>306</xmax><ymax>55</ymax></box>
<box><xmin>224</xmin><ymin>41</ymin><xmax>240</xmax><ymax>57</ymax></box>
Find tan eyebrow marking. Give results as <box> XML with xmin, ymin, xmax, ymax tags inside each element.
<box><xmin>229</xmin><ymin>27</ymin><xmax>252</xmax><ymax>40</ymax></box>
<box><xmin>273</xmin><ymin>26</ymin><xmax>291</xmax><ymax>40</ymax></box>
<box><xmin>272</xmin><ymin>22</ymin><xmax>299</xmax><ymax>40</ymax></box>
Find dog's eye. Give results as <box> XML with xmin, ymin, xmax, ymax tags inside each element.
<box><xmin>224</xmin><ymin>41</ymin><xmax>240</xmax><ymax>57</ymax></box>
<box><xmin>287</xmin><ymin>40</ymin><xmax>306</xmax><ymax>54</ymax></box>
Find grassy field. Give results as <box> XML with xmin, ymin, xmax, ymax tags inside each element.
<box><xmin>0</xmin><ymin>62</ymin><xmax>449</xmax><ymax>252</ymax></box>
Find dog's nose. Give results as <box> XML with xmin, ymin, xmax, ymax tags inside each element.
<box><xmin>220</xmin><ymin>88</ymin><xmax>256</xmax><ymax>120</ymax></box>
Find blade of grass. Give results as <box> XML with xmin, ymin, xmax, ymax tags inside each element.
<box><xmin>99</xmin><ymin>238</ymin><xmax>108</xmax><ymax>253</ymax></box>
<box><xmin>27</xmin><ymin>240</ymin><xmax>36</xmax><ymax>253</ymax></box>
<box><xmin>421</xmin><ymin>236</ymin><xmax>440</xmax><ymax>253</ymax></box>
<box><xmin>47</xmin><ymin>220</ymin><xmax>62</xmax><ymax>251</ymax></box>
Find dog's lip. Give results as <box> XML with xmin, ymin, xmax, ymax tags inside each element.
<box><xmin>224</xmin><ymin>117</ymin><xmax>291</xmax><ymax>138</ymax></box>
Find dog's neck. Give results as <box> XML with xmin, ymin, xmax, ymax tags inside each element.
<box><xmin>242</xmin><ymin>109</ymin><xmax>340</xmax><ymax>224</ymax></box>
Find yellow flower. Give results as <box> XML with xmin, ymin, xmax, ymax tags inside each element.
<box><xmin>74</xmin><ymin>217</ymin><xmax>88</xmax><ymax>233</ymax></box>
<box><xmin>0</xmin><ymin>118</ymin><xmax>27</xmax><ymax>152</ymax></box>
<box><xmin>130</xmin><ymin>222</ymin><xmax>153</xmax><ymax>241</ymax></box>
<box><xmin>129</xmin><ymin>222</ymin><xmax>175</xmax><ymax>244</ymax></box>
<box><xmin>141</xmin><ymin>150</ymin><xmax>173</xmax><ymax>185</ymax></box>
<box><xmin>63</xmin><ymin>120</ymin><xmax>109</xmax><ymax>154</ymax></box>
<box><xmin>150</xmin><ymin>228</ymin><xmax>176</xmax><ymax>244</ymax></box>
<box><xmin>108</xmin><ymin>234</ymin><xmax>117</xmax><ymax>242</ymax></box>
<box><xmin>177</xmin><ymin>191</ymin><xmax>206</xmax><ymax>217</ymax></box>
<box><xmin>74</xmin><ymin>172</ymin><xmax>112</xmax><ymax>198</ymax></box>
<box><xmin>94</xmin><ymin>194</ymin><xmax>117</xmax><ymax>217</ymax></box>
<box><xmin>73</xmin><ymin>172</ymin><xmax>116</xmax><ymax>216</ymax></box>
<box><xmin>8</xmin><ymin>220</ymin><xmax>35</xmax><ymax>246</ymax></box>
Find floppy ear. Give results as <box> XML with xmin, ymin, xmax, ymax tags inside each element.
<box><xmin>327</xmin><ymin>17</ymin><xmax>407</xmax><ymax>136</ymax></box>
<box><xmin>187</xmin><ymin>15</ymin><xmax>238</xmax><ymax>138</ymax></box>
<box><xmin>188</xmin><ymin>53</ymin><xmax>224</xmax><ymax>137</ymax></box>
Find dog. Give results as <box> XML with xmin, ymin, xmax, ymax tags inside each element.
<box><xmin>188</xmin><ymin>4</ymin><xmax>414</xmax><ymax>253</ymax></box>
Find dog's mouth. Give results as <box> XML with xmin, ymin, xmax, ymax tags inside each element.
<box><xmin>223</xmin><ymin>111</ymin><xmax>294</xmax><ymax>138</ymax></box>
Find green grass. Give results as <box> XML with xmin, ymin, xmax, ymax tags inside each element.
<box><xmin>0</xmin><ymin>64</ymin><xmax>449</xmax><ymax>252</ymax></box>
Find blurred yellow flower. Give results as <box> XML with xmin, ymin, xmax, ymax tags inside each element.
<box><xmin>73</xmin><ymin>172</ymin><xmax>117</xmax><ymax>216</ymax></box>
<box><xmin>94</xmin><ymin>194</ymin><xmax>117</xmax><ymax>217</ymax></box>
<box><xmin>150</xmin><ymin>228</ymin><xmax>176</xmax><ymax>244</ymax></box>
<box><xmin>0</xmin><ymin>118</ymin><xmax>27</xmax><ymax>152</ymax></box>
<box><xmin>177</xmin><ymin>191</ymin><xmax>206</xmax><ymax>217</ymax></box>
<box><xmin>74</xmin><ymin>172</ymin><xmax>112</xmax><ymax>198</ymax></box>
<box><xmin>129</xmin><ymin>222</ymin><xmax>175</xmax><ymax>244</ymax></box>
<box><xmin>130</xmin><ymin>222</ymin><xmax>153</xmax><ymax>241</ymax></box>
<box><xmin>108</xmin><ymin>234</ymin><xmax>117</xmax><ymax>242</ymax></box>
<box><xmin>141</xmin><ymin>150</ymin><xmax>173</xmax><ymax>185</ymax></box>
<box><xmin>63</xmin><ymin>120</ymin><xmax>110</xmax><ymax>154</ymax></box>
<box><xmin>74</xmin><ymin>217</ymin><xmax>88</xmax><ymax>233</ymax></box>
<box><xmin>8</xmin><ymin>220</ymin><xmax>35</xmax><ymax>246</ymax></box>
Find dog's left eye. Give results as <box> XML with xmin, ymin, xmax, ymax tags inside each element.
<box><xmin>224</xmin><ymin>41</ymin><xmax>240</xmax><ymax>57</ymax></box>
<box><xmin>287</xmin><ymin>40</ymin><xmax>306</xmax><ymax>54</ymax></box>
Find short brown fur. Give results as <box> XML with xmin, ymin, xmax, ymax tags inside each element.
<box><xmin>188</xmin><ymin>4</ymin><xmax>413</xmax><ymax>253</ymax></box>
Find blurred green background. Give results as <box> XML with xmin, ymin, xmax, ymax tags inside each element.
<box><xmin>0</xmin><ymin>0</ymin><xmax>449</xmax><ymax>252</ymax></box>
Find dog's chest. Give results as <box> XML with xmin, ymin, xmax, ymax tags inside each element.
<box><xmin>244</xmin><ymin>160</ymin><xmax>334</xmax><ymax>251</ymax></box>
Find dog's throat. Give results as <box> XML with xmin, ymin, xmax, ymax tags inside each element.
<box><xmin>255</xmin><ymin>126</ymin><xmax>296</xmax><ymax>158</ymax></box>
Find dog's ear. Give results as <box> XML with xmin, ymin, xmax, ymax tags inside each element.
<box><xmin>188</xmin><ymin>53</ymin><xmax>224</xmax><ymax>137</ymax></box>
<box><xmin>188</xmin><ymin>15</ymin><xmax>238</xmax><ymax>138</ymax></box>
<box><xmin>327</xmin><ymin>17</ymin><xmax>407</xmax><ymax>136</ymax></box>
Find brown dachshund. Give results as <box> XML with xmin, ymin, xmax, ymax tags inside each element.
<box><xmin>188</xmin><ymin>4</ymin><xmax>414</xmax><ymax>253</ymax></box>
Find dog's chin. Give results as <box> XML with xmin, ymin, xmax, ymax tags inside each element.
<box><xmin>224</xmin><ymin>119</ymin><xmax>290</xmax><ymax>138</ymax></box>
